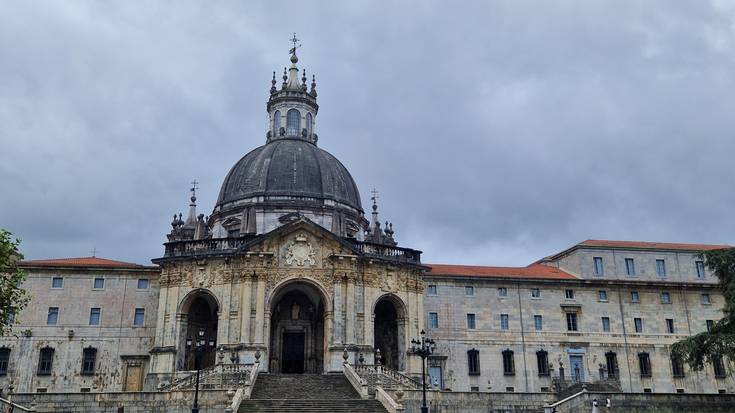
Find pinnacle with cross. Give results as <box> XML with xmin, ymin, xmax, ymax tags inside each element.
<box><xmin>289</xmin><ymin>33</ymin><xmax>301</xmax><ymax>56</ymax></box>
<box><xmin>90</xmin><ymin>247</ymin><xmax>100</xmax><ymax>258</ymax></box>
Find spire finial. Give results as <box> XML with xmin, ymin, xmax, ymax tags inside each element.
<box><xmin>310</xmin><ymin>74</ymin><xmax>317</xmax><ymax>96</ymax></box>
<box><xmin>289</xmin><ymin>33</ymin><xmax>301</xmax><ymax>63</ymax></box>
<box><xmin>190</xmin><ymin>179</ymin><xmax>199</xmax><ymax>204</ymax></box>
<box><xmin>371</xmin><ymin>188</ymin><xmax>379</xmax><ymax>212</ymax></box>
<box><xmin>270</xmin><ymin>71</ymin><xmax>277</xmax><ymax>94</ymax></box>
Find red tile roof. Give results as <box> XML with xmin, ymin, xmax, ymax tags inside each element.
<box><xmin>20</xmin><ymin>257</ymin><xmax>155</xmax><ymax>269</ymax></box>
<box><xmin>580</xmin><ymin>239</ymin><xmax>731</xmax><ymax>251</ymax></box>
<box><xmin>427</xmin><ymin>263</ymin><xmax>577</xmax><ymax>280</ymax></box>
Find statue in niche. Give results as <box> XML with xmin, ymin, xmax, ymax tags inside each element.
<box><xmin>291</xmin><ymin>302</ymin><xmax>301</xmax><ymax>320</ymax></box>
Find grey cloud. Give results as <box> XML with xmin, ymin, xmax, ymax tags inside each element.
<box><xmin>1</xmin><ymin>1</ymin><xmax>734</xmax><ymax>267</ymax></box>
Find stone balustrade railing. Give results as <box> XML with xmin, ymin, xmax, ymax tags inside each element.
<box><xmin>158</xmin><ymin>235</ymin><xmax>421</xmax><ymax>264</ymax></box>
<box><xmin>164</xmin><ymin>363</ymin><xmax>255</xmax><ymax>391</ymax></box>
<box><xmin>352</xmin><ymin>364</ymin><xmax>422</xmax><ymax>392</ymax></box>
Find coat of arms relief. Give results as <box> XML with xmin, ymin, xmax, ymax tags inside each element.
<box><xmin>284</xmin><ymin>234</ymin><xmax>317</xmax><ymax>267</ymax></box>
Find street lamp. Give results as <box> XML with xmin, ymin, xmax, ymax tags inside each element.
<box><xmin>186</xmin><ymin>328</ymin><xmax>216</xmax><ymax>413</ymax></box>
<box><xmin>409</xmin><ymin>329</ymin><xmax>436</xmax><ymax>413</ymax></box>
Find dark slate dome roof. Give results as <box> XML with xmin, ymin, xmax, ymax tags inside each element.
<box><xmin>216</xmin><ymin>139</ymin><xmax>363</xmax><ymax>212</ymax></box>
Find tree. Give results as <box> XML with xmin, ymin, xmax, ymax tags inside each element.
<box><xmin>671</xmin><ymin>248</ymin><xmax>735</xmax><ymax>370</ymax></box>
<box><xmin>0</xmin><ymin>229</ymin><xmax>30</xmax><ymax>335</ymax></box>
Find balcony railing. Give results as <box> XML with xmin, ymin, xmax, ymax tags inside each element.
<box><xmin>158</xmin><ymin>235</ymin><xmax>421</xmax><ymax>264</ymax></box>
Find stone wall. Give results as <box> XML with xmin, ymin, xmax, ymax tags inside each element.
<box><xmin>553</xmin><ymin>391</ymin><xmax>735</xmax><ymax>413</ymax></box>
<box><xmin>400</xmin><ymin>390</ymin><xmax>553</xmax><ymax>413</ymax></box>
<box><xmin>9</xmin><ymin>389</ymin><xmax>230</xmax><ymax>413</ymax></box>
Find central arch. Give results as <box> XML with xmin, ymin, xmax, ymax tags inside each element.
<box><xmin>177</xmin><ymin>289</ymin><xmax>219</xmax><ymax>371</ymax></box>
<box><xmin>268</xmin><ymin>279</ymin><xmax>328</xmax><ymax>373</ymax></box>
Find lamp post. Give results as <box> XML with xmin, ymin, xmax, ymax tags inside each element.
<box><xmin>410</xmin><ymin>329</ymin><xmax>436</xmax><ymax>413</ymax></box>
<box><xmin>186</xmin><ymin>327</ymin><xmax>216</xmax><ymax>413</ymax></box>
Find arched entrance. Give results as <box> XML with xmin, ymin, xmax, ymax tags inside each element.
<box><xmin>268</xmin><ymin>280</ymin><xmax>326</xmax><ymax>373</ymax></box>
<box><xmin>374</xmin><ymin>295</ymin><xmax>407</xmax><ymax>371</ymax></box>
<box><xmin>179</xmin><ymin>290</ymin><xmax>219</xmax><ymax>371</ymax></box>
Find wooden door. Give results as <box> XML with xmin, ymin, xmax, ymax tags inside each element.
<box><xmin>124</xmin><ymin>365</ymin><xmax>143</xmax><ymax>391</ymax></box>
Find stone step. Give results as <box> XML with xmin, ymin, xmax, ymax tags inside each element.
<box><xmin>250</xmin><ymin>373</ymin><xmax>360</xmax><ymax>400</ymax></box>
<box><xmin>238</xmin><ymin>399</ymin><xmax>387</xmax><ymax>413</ymax></box>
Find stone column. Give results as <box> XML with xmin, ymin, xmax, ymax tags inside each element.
<box><xmin>333</xmin><ymin>277</ymin><xmax>343</xmax><ymax>346</ymax></box>
<box><xmin>239</xmin><ymin>275</ymin><xmax>253</xmax><ymax>344</ymax></box>
<box><xmin>345</xmin><ymin>277</ymin><xmax>356</xmax><ymax>345</ymax></box>
<box><xmin>219</xmin><ymin>281</ymin><xmax>232</xmax><ymax>345</ymax></box>
<box><xmin>254</xmin><ymin>274</ymin><xmax>266</xmax><ymax>345</ymax></box>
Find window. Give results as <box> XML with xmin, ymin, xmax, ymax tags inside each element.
<box><xmin>273</xmin><ymin>110</ymin><xmax>281</xmax><ymax>134</ymax></box>
<box><xmin>465</xmin><ymin>286</ymin><xmax>474</xmax><ymax>296</ymax></box>
<box><xmin>47</xmin><ymin>307</ymin><xmax>59</xmax><ymax>325</ymax></box>
<box><xmin>593</xmin><ymin>257</ymin><xmax>604</xmax><ymax>276</ymax></box>
<box><xmin>502</xmin><ymin>349</ymin><xmax>515</xmax><ymax>375</ymax></box>
<box><xmin>661</xmin><ymin>292</ymin><xmax>671</xmax><ymax>304</ymax></box>
<box><xmin>713</xmin><ymin>355</ymin><xmax>726</xmax><ymax>379</ymax></box>
<box><xmin>51</xmin><ymin>277</ymin><xmax>63</xmax><ymax>288</ymax></box>
<box><xmin>671</xmin><ymin>355</ymin><xmax>685</xmax><ymax>378</ymax></box>
<box><xmin>536</xmin><ymin>350</ymin><xmax>549</xmax><ymax>376</ymax></box>
<box><xmin>137</xmin><ymin>278</ymin><xmax>149</xmax><ymax>289</ymax></box>
<box><xmin>666</xmin><ymin>318</ymin><xmax>675</xmax><ymax>334</ymax></box>
<box><xmin>638</xmin><ymin>352</ymin><xmax>652</xmax><ymax>377</ymax></box>
<box><xmin>566</xmin><ymin>313</ymin><xmax>578</xmax><ymax>332</ymax></box>
<box><xmin>498</xmin><ymin>287</ymin><xmax>508</xmax><ymax>297</ymax></box>
<box><xmin>0</xmin><ymin>347</ymin><xmax>9</xmax><ymax>376</ymax></box>
<box><xmin>598</xmin><ymin>290</ymin><xmax>608</xmax><ymax>301</ymax></box>
<box><xmin>706</xmin><ymin>320</ymin><xmax>715</xmax><ymax>332</ymax></box>
<box><xmin>38</xmin><ymin>347</ymin><xmax>54</xmax><ymax>375</ymax></box>
<box><xmin>625</xmin><ymin>258</ymin><xmax>636</xmax><ymax>276</ymax></box>
<box><xmin>696</xmin><ymin>260</ymin><xmax>705</xmax><ymax>278</ymax></box>
<box><xmin>133</xmin><ymin>308</ymin><xmax>145</xmax><ymax>326</ymax></box>
<box><xmin>631</xmin><ymin>291</ymin><xmax>640</xmax><ymax>303</ymax></box>
<box><xmin>634</xmin><ymin>317</ymin><xmax>643</xmax><ymax>333</ymax></box>
<box><xmin>470</xmin><ymin>386</ymin><xmax>479</xmax><ymax>392</ymax></box>
<box><xmin>428</xmin><ymin>312</ymin><xmax>439</xmax><ymax>329</ymax></box>
<box><xmin>601</xmin><ymin>317</ymin><xmax>610</xmax><ymax>332</ymax></box>
<box><xmin>286</xmin><ymin>109</ymin><xmax>300</xmax><ymax>136</ymax></box>
<box><xmin>500</xmin><ymin>314</ymin><xmax>509</xmax><ymax>330</ymax></box>
<box><xmin>531</xmin><ymin>288</ymin><xmax>541</xmax><ymax>298</ymax></box>
<box><xmin>93</xmin><ymin>278</ymin><xmax>104</xmax><ymax>289</ymax></box>
<box><xmin>427</xmin><ymin>285</ymin><xmax>437</xmax><ymax>295</ymax></box>
<box><xmin>656</xmin><ymin>259</ymin><xmax>667</xmax><ymax>277</ymax></box>
<box><xmin>306</xmin><ymin>113</ymin><xmax>313</xmax><ymax>135</ymax></box>
<box><xmin>534</xmin><ymin>315</ymin><xmax>543</xmax><ymax>331</ymax></box>
<box><xmin>82</xmin><ymin>347</ymin><xmax>97</xmax><ymax>375</ymax></box>
<box><xmin>565</xmin><ymin>289</ymin><xmax>575</xmax><ymax>299</ymax></box>
<box><xmin>701</xmin><ymin>294</ymin><xmax>711</xmax><ymax>305</ymax></box>
<box><xmin>467</xmin><ymin>349</ymin><xmax>480</xmax><ymax>375</ymax></box>
<box><xmin>89</xmin><ymin>308</ymin><xmax>101</xmax><ymax>326</ymax></box>
<box><xmin>466</xmin><ymin>313</ymin><xmax>476</xmax><ymax>330</ymax></box>
<box><xmin>605</xmin><ymin>352</ymin><xmax>618</xmax><ymax>379</ymax></box>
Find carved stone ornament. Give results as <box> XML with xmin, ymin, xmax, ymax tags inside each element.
<box><xmin>284</xmin><ymin>234</ymin><xmax>316</xmax><ymax>267</ymax></box>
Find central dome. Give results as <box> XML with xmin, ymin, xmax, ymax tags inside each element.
<box><xmin>215</xmin><ymin>138</ymin><xmax>362</xmax><ymax>213</ymax></box>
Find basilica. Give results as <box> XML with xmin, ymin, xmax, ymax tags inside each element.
<box><xmin>1</xmin><ymin>45</ymin><xmax>733</xmax><ymax>412</ymax></box>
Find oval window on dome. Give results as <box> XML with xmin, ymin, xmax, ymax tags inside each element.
<box><xmin>306</xmin><ymin>113</ymin><xmax>312</xmax><ymax>135</ymax></box>
<box><xmin>286</xmin><ymin>109</ymin><xmax>300</xmax><ymax>136</ymax></box>
<box><xmin>273</xmin><ymin>110</ymin><xmax>281</xmax><ymax>135</ymax></box>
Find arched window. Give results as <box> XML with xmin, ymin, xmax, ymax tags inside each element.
<box><xmin>306</xmin><ymin>113</ymin><xmax>313</xmax><ymax>135</ymax></box>
<box><xmin>286</xmin><ymin>109</ymin><xmax>300</xmax><ymax>136</ymax></box>
<box><xmin>273</xmin><ymin>110</ymin><xmax>281</xmax><ymax>135</ymax></box>
<box><xmin>38</xmin><ymin>347</ymin><xmax>54</xmax><ymax>376</ymax></box>
<box><xmin>82</xmin><ymin>347</ymin><xmax>97</xmax><ymax>375</ymax></box>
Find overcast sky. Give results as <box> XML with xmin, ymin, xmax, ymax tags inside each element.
<box><xmin>2</xmin><ymin>1</ymin><xmax>735</xmax><ymax>267</ymax></box>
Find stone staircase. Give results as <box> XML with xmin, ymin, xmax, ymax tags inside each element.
<box><xmin>238</xmin><ymin>373</ymin><xmax>387</xmax><ymax>413</ymax></box>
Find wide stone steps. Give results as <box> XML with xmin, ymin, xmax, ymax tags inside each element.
<box><xmin>241</xmin><ymin>373</ymin><xmax>387</xmax><ymax>413</ymax></box>
<box><xmin>238</xmin><ymin>399</ymin><xmax>387</xmax><ymax>412</ymax></box>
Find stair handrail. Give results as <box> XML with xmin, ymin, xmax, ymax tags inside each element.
<box><xmin>0</xmin><ymin>395</ymin><xmax>34</xmax><ymax>412</ymax></box>
<box><xmin>352</xmin><ymin>364</ymin><xmax>422</xmax><ymax>390</ymax></box>
<box><xmin>375</xmin><ymin>386</ymin><xmax>405</xmax><ymax>413</ymax></box>
<box><xmin>544</xmin><ymin>388</ymin><xmax>588</xmax><ymax>413</ymax></box>
<box><xmin>343</xmin><ymin>362</ymin><xmax>369</xmax><ymax>398</ymax></box>
<box><xmin>164</xmin><ymin>362</ymin><xmax>255</xmax><ymax>391</ymax></box>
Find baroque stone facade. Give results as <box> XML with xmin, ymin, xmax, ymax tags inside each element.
<box><xmin>0</xmin><ymin>46</ymin><xmax>732</xmax><ymax>408</ymax></box>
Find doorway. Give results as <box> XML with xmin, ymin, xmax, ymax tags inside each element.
<box><xmin>180</xmin><ymin>292</ymin><xmax>219</xmax><ymax>371</ymax></box>
<box><xmin>282</xmin><ymin>332</ymin><xmax>306</xmax><ymax>373</ymax></box>
<box><xmin>570</xmin><ymin>355</ymin><xmax>584</xmax><ymax>382</ymax></box>
<box><xmin>373</xmin><ymin>295</ymin><xmax>407</xmax><ymax>371</ymax></box>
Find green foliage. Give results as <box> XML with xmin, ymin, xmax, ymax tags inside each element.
<box><xmin>671</xmin><ymin>248</ymin><xmax>735</xmax><ymax>370</ymax></box>
<box><xmin>0</xmin><ymin>229</ymin><xmax>30</xmax><ymax>335</ymax></box>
